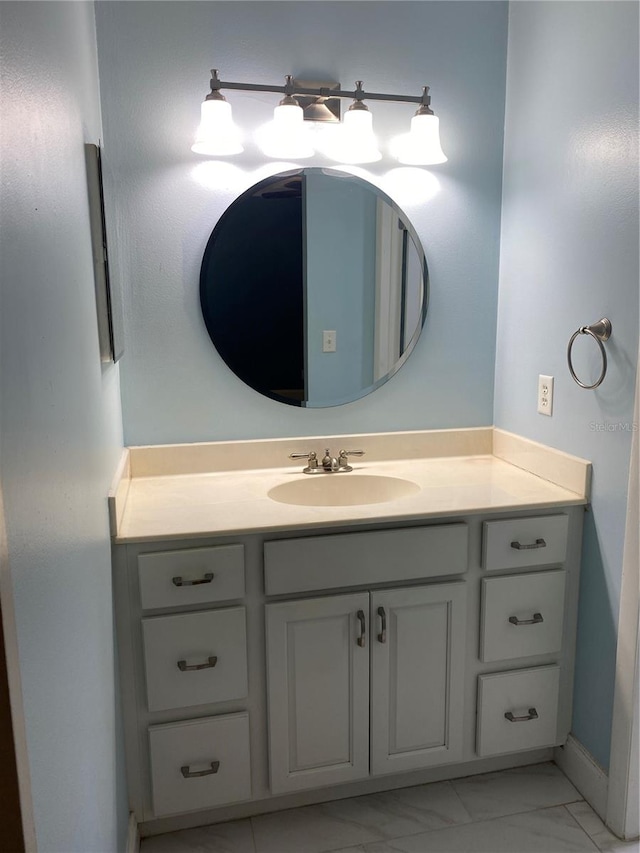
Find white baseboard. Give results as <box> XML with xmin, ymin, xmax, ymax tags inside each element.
<box><xmin>126</xmin><ymin>812</ymin><xmax>139</xmax><ymax>853</ymax></box>
<box><xmin>555</xmin><ymin>735</ymin><xmax>608</xmax><ymax>819</ymax></box>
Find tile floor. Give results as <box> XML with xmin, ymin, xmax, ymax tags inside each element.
<box><xmin>141</xmin><ymin>762</ymin><xmax>639</xmax><ymax>853</ymax></box>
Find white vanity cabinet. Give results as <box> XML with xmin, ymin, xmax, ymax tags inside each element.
<box><xmin>265</xmin><ymin>592</ymin><xmax>371</xmax><ymax>793</ymax></box>
<box><xmin>266</xmin><ymin>582</ymin><xmax>466</xmax><ymax>794</ymax></box>
<box><xmin>113</xmin><ymin>506</ymin><xmax>584</xmax><ymax>835</ymax></box>
<box><xmin>369</xmin><ymin>584</ymin><xmax>467</xmax><ymax>776</ymax></box>
<box><xmin>476</xmin><ymin>514</ymin><xmax>575</xmax><ymax>757</ymax></box>
<box><xmin>113</xmin><ymin>542</ymin><xmax>253</xmax><ymax>821</ymax></box>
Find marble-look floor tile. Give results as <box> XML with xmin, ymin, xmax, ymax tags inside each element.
<box><xmin>251</xmin><ymin>804</ymin><xmax>381</xmax><ymax>853</ymax></box>
<box><xmin>318</xmin><ymin>781</ymin><xmax>472</xmax><ymax>840</ymax></box>
<box><xmin>329</xmin><ymin>849</ymin><xmax>367</xmax><ymax>853</ymax></box>
<box><xmin>451</xmin><ymin>761</ymin><xmax>582</xmax><ymax>820</ymax></box>
<box><xmin>566</xmin><ymin>802</ymin><xmax>640</xmax><ymax>852</ymax></box>
<box><xmin>360</xmin><ymin>805</ymin><xmax>598</xmax><ymax>852</ymax></box>
<box><xmin>140</xmin><ymin>818</ymin><xmax>255</xmax><ymax>853</ymax></box>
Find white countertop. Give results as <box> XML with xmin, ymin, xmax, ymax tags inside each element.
<box><xmin>110</xmin><ymin>429</ymin><xmax>590</xmax><ymax>543</ymax></box>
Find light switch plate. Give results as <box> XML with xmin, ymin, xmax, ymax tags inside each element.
<box><xmin>323</xmin><ymin>330</ymin><xmax>337</xmax><ymax>352</ymax></box>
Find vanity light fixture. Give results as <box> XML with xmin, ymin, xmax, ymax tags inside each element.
<box><xmin>323</xmin><ymin>82</ymin><xmax>382</xmax><ymax>164</ymax></box>
<box><xmin>192</xmin><ymin>71</ymin><xmax>447</xmax><ymax>165</ymax></box>
<box><xmin>390</xmin><ymin>92</ymin><xmax>448</xmax><ymax>165</ymax></box>
<box><xmin>192</xmin><ymin>70</ymin><xmax>243</xmax><ymax>156</ymax></box>
<box><xmin>255</xmin><ymin>76</ymin><xmax>314</xmax><ymax>160</ymax></box>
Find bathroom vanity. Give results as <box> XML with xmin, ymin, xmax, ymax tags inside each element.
<box><xmin>110</xmin><ymin>428</ymin><xmax>590</xmax><ymax>836</ymax></box>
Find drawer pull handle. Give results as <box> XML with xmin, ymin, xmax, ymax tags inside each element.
<box><xmin>356</xmin><ymin>610</ymin><xmax>366</xmax><ymax>648</ymax></box>
<box><xmin>180</xmin><ymin>760</ymin><xmax>220</xmax><ymax>778</ymax></box>
<box><xmin>177</xmin><ymin>655</ymin><xmax>218</xmax><ymax>672</ymax></box>
<box><xmin>172</xmin><ymin>572</ymin><xmax>214</xmax><ymax>587</ymax></box>
<box><xmin>377</xmin><ymin>606</ymin><xmax>387</xmax><ymax>644</ymax></box>
<box><xmin>510</xmin><ymin>538</ymin><xmax>546</xmax><ymax>551</ymax></box>
<box><xmin>509</xmin><ymin>612</ymin><xmax>544</xmax><ymax>626</ymax></box>
<box><xmin>505</xmin><ymin>707</ymin><xmax>539</xmax><ymax>723</ymax></box>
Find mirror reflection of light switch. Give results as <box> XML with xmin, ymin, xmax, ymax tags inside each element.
<box><xmin>323</xmin><ymin>330</ymin><xmax>337</xmax><ymax>352</ymax></box>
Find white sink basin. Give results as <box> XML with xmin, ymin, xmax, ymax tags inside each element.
<box><xmin>268</xmin><ymin>474</ymin><xmax>421</xmax><ymax>507</ymax></box>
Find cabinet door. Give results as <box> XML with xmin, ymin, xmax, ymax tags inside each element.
<box><xmin>266</xmin><ymin>593</ymin><xmax>370</xmax><ymax>794</ymax></box>
<box><xmin>371</xmin><ymin>583</ymin><xmax>467</xmax><ymax>775</ymax></box>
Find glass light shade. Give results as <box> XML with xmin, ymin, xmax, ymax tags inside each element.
<box><xmin>256</xmin><ymin>103</ymin><xmax>314</xmax><ymax>159</ymax></box>
<box><xmin>326</xmin><ymin>109</ymin><xmax>382</xmax><ymax>164</ymax></box>
<box><xmin>390</xmin><ymin>113</ymin><xmax>447</xmax><ymax>165</ymax></box>
<box><xmin>192</xmin><ymin>99</ymin><xmax>243</xmax><ymax>156</ymax></box>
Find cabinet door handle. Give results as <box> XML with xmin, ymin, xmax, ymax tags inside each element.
<box><xmin>177</xmin><ymin>655</ymin><xmax>218</xmax><ymax>671</ymax></box>
<box><xmin>180</xmin><ymin>760</ymin><xmax>220</xmax><ymax>778</ymax></box>
<box><xmin>504</xmin><ymin>707</ymin><xmax>539</xmax><ymax>722</ymax></box>
<box><xmin>377</xmin><ymin>606</ymin><xmax>387</xmax><ymax>643</ymax></box>
<box><xmin>510</xmin><ymin>538</ymin><xmax>546</xmax><ymax>551</ymax></box>
<box><xmin>172</xmin><ymin>572</ymin><xmax>214</xmax><ymax>587</ymax></box>
<box><xmin>509</xmin><ymin>612</ymin><xmax>544</xmax><ymax>626</ymax></box>
<box><xmin>356</xmin><ymin>610</ymin><xmax>366</xmax><ymax>648</ymax></box>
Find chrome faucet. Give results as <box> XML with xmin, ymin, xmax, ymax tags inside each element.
<box><xmin>289</xmin><ymin>448</ymin><xmax>365</xmax><ymax>474</ymax></box>
<box><xmin>321</xmin><ymin>448</ymin><xmax>339</xmax><ymax>472</ymax></box>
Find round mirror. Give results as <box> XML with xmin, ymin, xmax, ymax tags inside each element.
<box><xmin>200</xmin><ymin>168</ymin><xmax>428</xmax><ymax>407</ymax></box>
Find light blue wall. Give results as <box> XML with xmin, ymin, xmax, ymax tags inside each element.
<box><xmin>305</xmin><ymin>172</ymin><xmax>376</xmax><ymax>405</ymax></box>
<box><xmin>0</xmin><ymin>4</ymin><xmax>633</xmax><ymax>842</ymax></box>
<box><xmin>495</xmin><ymin>1</ymin><xmax>639</xmax><ymax>769</ymax></box>
<box><xmin>94</xmin><ymin>0</ymin><xmax>508</xmax><ymax>444</ymax></box>
<box><xmin>0</xmin><ymin>2</ymin><xmax>127</xmax><ymax>850</ymax></box>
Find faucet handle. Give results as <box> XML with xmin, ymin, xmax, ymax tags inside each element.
<box><xmin>289</xmin><ymin>451</ymin><xmax>319</xmax><ymax>472</ymax></box>
<box><xmin>337</xmin><ymin>449</ymin><xmax>365</xmax><ymax>472</ymax></box>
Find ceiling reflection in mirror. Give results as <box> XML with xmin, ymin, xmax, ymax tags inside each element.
<box><xmin>200</xmin><ymin>168</ymin><xmax>428</xmax><ymax>407</ymax></box>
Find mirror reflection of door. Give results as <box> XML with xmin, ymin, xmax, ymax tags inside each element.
<box><xmin>304</xmin><ymin>171</ymin><xmax>376</xmax><ymax>407</ymax></box>
<box><xmin>201</xmin><ymin>177</ymin><xmax>305</xmax><ymax>403</ymax></box>
<box><xmin>373</xmin><ymin>202</ymin><xmax>424</xmax><ymax>382</ymax></box>
<box><xmin>200</xmin><ymin>168</ymin><xmax>428</xmax><ymax>408</ymax></box>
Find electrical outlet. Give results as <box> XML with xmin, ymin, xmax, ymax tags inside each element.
<box><xmin>322</xmin><ymin>330</ymin><xmax>337</xmax><ymax>353</ymax></box>
<box><xmin>537</xmin><ymin>374</ymin><xmax>554</xmax><ymax>416</ymax></box>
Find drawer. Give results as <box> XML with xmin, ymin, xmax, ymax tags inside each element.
<box><xmin>264</xmin><ymin>524</ymin><xmax>468</xmax><ymax>596</ymax></box>
<box><xmin>138</xmin><ymin>545</ymin><xmax>244</xmax><ymax>610</ymax></box>
<box><xmin>142</xmin><ymin>608</ymin><xmax>247</xmax><ymax>712</ymax></box>
<box><xmin>483</xmin><ymin>515</ymin><xmax>568</xmax><ymax>571</ymax></box>
<box><xmin>476</xmin><ymin>665</ymin><xmax>561</xmax><ymax>757</ymax></box>
<box><xmin>480</xmin><ymin>570</ymin><xmax>566</xmax><ymax>662</ymax></box>
<box><xmin>149</xmin><ymin>712</ymin><xmax>251</xmax><ymax>817</ymax></box>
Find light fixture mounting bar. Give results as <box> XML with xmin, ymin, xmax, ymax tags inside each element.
<box><xmin>216</xmin><ymin>77</ymin><xmax>430</xmax><ymax>107</ymax></box>
<box><xmin>195</xmin><ymin>70</ymin><xmax>447</xmax><ymax>164</ymax></box>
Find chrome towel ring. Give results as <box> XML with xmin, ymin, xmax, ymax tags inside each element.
<box><xmin>567</xmin><ymin>318</ymin><xmax>612</xmax><ymax>389</ymax></box>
